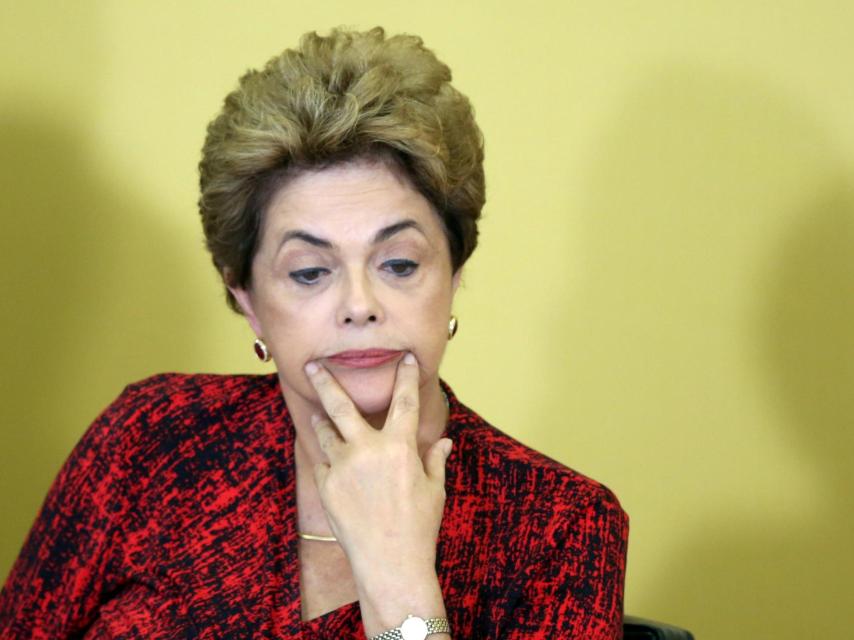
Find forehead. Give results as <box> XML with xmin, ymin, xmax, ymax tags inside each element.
<box><xmin>263</xmin><ymin>159</ymin><xmax>443</xmax><ymax>240</ymax></box>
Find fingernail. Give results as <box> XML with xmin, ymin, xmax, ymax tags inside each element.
<box><xmin>305</xmin><ymin>361</ymin><xmax>319</xmax><ymax>375</ymax></box>
<box><xmin>443</xmin><ymin>438</ymin><xmax>453</xmax><ymax>457</ymax></box>
<box><xmin>403</xmin><ymin>352</ymin><xmax>416</xmax><ymax>365</ymax></box>
<box><xmin>310</xmin><ymin>413</ymin><xmax>320</xmax><ymax>426</ymax></box>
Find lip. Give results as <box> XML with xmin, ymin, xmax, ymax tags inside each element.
<box><xmin>325</xmin><ymin>349</ymin><xmax>404</xmax><ymax>369</ymax></box>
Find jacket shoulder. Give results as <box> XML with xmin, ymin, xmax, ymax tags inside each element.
<box><xmin>449</xmin><ymin>400</ymin><xmax>626</xmax><ymax>534</ymax></box>
<box><xmin>85</xmin><ymin>372</ymin><xmax>280</xmax><ymax>468</ymax></box>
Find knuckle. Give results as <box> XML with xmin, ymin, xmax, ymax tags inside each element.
<box><xmin>391</xmin><ymin>394</ymin><xmax>418</xmax><ymax>417</ymax></box>
<box><xmin>319</xmin><ymin>432</ymin><xmax>337</xmax><ymax>450</ymax></box>
<box><xmin>327</xmin><ymin>400</ymin><xmax>353</xmax><ymax>419</ymax></box>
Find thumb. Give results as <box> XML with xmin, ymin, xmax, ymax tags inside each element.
<box><xmin>425</xmin><ymin>438</ymin><xmax>453</xmax><ymax>482</ymax></box>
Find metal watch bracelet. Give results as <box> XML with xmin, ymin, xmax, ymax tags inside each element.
<box><xmin>368</xmin><ymin>615</ymin><xmax>451</xmax><ymax>640</ymax></box>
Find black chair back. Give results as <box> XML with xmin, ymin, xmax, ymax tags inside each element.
<box><xmin>624</xmin><ymin>615</ymin><xmax>694</xmax><ymax>639</ymax></box>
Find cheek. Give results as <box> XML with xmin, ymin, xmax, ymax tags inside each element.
<box><xmin>396</xmin><ymin>286</ymin><xmax>453</xmax><ymax>365</ymax></box>
<box><xmin>259</xmin><ymin>297</ymin><xmax>326</xmax><ymax>362</ymax></box>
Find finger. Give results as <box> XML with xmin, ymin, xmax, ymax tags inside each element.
<box><xmin>311</xmin><ymin>413</ymin><xmax>345</xmax><ymax>461</ymax></box>
<box><xmin>304</xmin><ymin>361</ymin><xmax>364</xmax><ymax>440</ymax></box>
<box><xmin>425</xmin><ymin>438</ymin><xmax>453</xmax><ymax>483</ymax></box>
<box><xmin>386</xmin><ymin>352</ymin><xmax>421</xmax><ymax>435</ymax></box>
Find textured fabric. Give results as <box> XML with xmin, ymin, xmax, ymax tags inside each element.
<box><xmin>0</xmin><ymin>373</ymin><xmax>628</xmax><ymax>639</ymax></box>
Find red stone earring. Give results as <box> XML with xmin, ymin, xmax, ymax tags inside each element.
<box><xmin>254</xmin><ymin>338</ymin><xmax>272</xmax><ymax>362</ymax></box>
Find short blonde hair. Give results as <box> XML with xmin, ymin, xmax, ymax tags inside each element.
<box><xmin>199</xmin><ymin>27</ymin><xmax>485</xmax><ymax>312</ymax></box>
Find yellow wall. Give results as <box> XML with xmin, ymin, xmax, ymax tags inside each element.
<box><xmin>2</xmin><ymin>2</ymin><xmax>852</xmax><ymax>637</ymax></box>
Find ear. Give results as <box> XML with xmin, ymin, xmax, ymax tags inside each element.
<box><xmin>226</xmin><ymin>271</ymin><xmax>264</xmax><ymax>338</ymax></box>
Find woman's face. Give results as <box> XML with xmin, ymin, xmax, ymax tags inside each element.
<box><xmin>230</xmin><ymin>158</ymin><xmax>461</xmax><ymax>416</ymax></box>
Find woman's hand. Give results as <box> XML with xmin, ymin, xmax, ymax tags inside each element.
<box><xmin>304</xmin><ymin>352</ymin><xmax>452</xmax><ymax>595</ymax></box>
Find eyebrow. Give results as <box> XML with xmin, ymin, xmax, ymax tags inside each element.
<box><xmin>278</xmin><ymin>219</ymin><xmax>426</xmax><ymax>251</ymax></box>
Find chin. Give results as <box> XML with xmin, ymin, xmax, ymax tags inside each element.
<box><xmin>329</xmin><ymin>365</ymin><xmax>397</xmax><ymax>416</ymax></box>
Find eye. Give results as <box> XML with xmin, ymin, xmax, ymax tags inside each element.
<box><xmin>382</xmin><ymin>259</ymin><xmax>419</xmax><ymax>277</ymax></box>
<box><xmin>289</xmin><ymin>267</ymin><xmax>330</xmax><ymax>285</ymax></box>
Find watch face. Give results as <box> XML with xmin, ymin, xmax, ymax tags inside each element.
<box><xmin>400</xmin><ymin>616</ymin><xmax>429</xmax><ymax>640</ymax></box>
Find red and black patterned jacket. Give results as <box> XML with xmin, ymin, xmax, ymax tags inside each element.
<box><xmin>0</xmin><ymin>373</ymin><xmax>628</xmax><ymax>639</ymax></box>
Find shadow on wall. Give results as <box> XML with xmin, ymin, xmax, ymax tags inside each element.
<box><xmin>646</xmin><ymin>187</ymin><xmax>854</xmax><ymax>640</ymax></box>
<box><xmin>665</xmin><ymin>183</ymin><xmax>854</xmax><ymax>639</ymax></box>
<box><xmin>763</xmin><ymin>185</ymin><xmax>854</xmax><ymax>627</ymax></box>
<box><xmin>528</xmin><ymin>64</ymin><xmax>853</xmax><ymax>638</ymax></box>
<box><xmin>0</xmin><ymin>112</ymin><xmax>209</xmax><ymax>581</ymax></box>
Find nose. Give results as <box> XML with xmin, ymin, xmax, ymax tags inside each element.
<box><xmin>337</xmin><ymin>269</ymin><xmax>383</xmax><ymax>327</ymax></box>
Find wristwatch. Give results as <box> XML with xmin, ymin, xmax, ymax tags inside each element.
<box><xmin>368</xmin><ymin>615</ymin><xmax>451</xmax><ymax>640</ymax></box>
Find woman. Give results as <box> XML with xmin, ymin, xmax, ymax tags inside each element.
<box><xmin>0</xmin><ymin>27</ymin><xmax>627</xmax><ymax>639</ymax></box>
